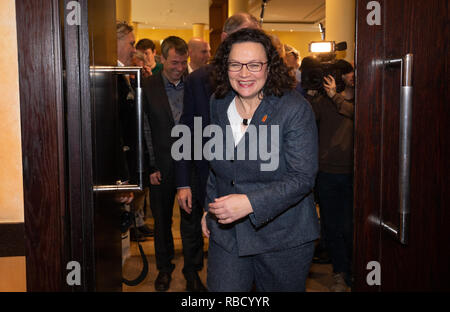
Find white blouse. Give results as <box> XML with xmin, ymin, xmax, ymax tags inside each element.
<box><xmin>227</xmin><ymin>97</ymin><xmax>252</xmax><ymax>147</ymax></box>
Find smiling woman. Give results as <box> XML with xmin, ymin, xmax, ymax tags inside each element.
<box><xmin>227</xmin><ymin>42</ymin><xmax>269</xmax><ymax>102</ymax></box>
<box><xmin>203</xmin><ymin>28</ymin><xmax>320</xmax><ymax>292</ymax></box>
<box><xmin>213</xmin><ymin>28</ymin><xmax>296</xmax><ymax>99</ymax></box>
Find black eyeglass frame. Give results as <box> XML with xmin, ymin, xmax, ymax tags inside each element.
<box><xmin>227</xmin><ymin>61</ymin><xmax>269</xmax><ymax>72</ymax></box>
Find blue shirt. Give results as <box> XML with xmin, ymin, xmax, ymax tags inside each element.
<box><xmin>162</xmin><ymin>73</ymin><xmax>184</xmax><ymax>124</ymax></box>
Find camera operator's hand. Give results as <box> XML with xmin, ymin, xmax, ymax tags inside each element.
<box><xmin>323</xmin><ymin>75</ymin><xmax>337</xmax><ymax>98</ymax></box>
<box><xmin>150</xmin><ymin>171</ymin><xmax>162</xmax><ymax>185</ymax></box>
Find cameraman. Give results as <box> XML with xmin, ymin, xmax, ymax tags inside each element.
<box><xmin>323</xmin><ymin>60</ymin><xmax>354</xmax><ymax>118</ymax></box>
<box><xmin>304</xmin><ymin>59</ymin><xmax>354</xmax><ymax>292</ymax></box>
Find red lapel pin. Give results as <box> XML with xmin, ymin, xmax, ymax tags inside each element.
<box><xmin>262</xmin><ymin>115</ymin><xmax>268</xmax><ymax>122</ymax></box>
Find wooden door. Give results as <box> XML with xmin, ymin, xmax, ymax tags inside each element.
<box><xmin>353</xmin><ymin>0</ymin><xmax>449</xmax><ymax>291</ymax></box>
<box><xmin>19</xmin><ymin>0</ymin><xmax>125</xmax><ymax>291</ymax></box>
<box><xmin>209</xmin><ymin>0</ymin><xmax>228</xmax><ymax>57</ymax></box>
<box><xmin>16</xmin><ymin>0</ymin><xmax>67</xmax><ymax>291</ymax></box>
<box><xmin>63</xmin><ymin>0</ymin><xmax>126</xmax><ymax>291</ymax></box>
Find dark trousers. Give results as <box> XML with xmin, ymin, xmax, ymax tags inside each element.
<box><xmin>149</xmin><ymin>171</ymin><xmax>176</xmax><ymax>273</ymax></box>
<box><xmin>150</xmin><ymin>175</ymin><xmax>175</xmax><ymax>273</ymax></box>
<box><xmin>180</xmin><ymin>166</ymin><xmax>204</xmax><ymax>275</ymax></box>
<box><xmin>316</xmin><ymin>171</ymin><xmax>353</xmax><ymax>284</ymax></box>
<box><xmin>150</xmin><ymin>167</ymin><xmax>204</xmax><ymax>275</ymax></box>
<box><xmin>207</xmin><ymin>239</ymin><xmax>314</xmax><ymax>292</ymax></box>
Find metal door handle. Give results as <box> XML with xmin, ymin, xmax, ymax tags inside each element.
<box><xmin>90</xmin><ymin>66</ymin><xmax>144</xmax><ymax>192</ymax></box>
<box><xmin>381</xmin><ymin>54</ymin><xmax>413</xmax><ymax>245</ymax></box>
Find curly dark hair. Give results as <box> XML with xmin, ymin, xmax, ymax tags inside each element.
<box><xmin>212</xmin><ymin>28</ymin><xmax>296</xmax><ymax>99</ymax></box>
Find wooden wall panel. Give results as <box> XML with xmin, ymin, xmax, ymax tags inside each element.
<box><xmin>15</xmin><ymin>0</ymin><xmax>66</xmax><ymax>291</ymax></box>
<box><xmin>209</xmin><ymin>0</ymin><xmax>228</xmax><ymax>57</ymax></box>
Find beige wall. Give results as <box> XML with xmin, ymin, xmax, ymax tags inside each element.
<box><xmin>271</xmin><ymin>30</ymin><xmax>323</xmax><ymax>62</ymax></box>
<box><xmin>228</xmin><ymin>0</ymin><xmax>248</xmax><ymax>16</ymax></box>
<box><xmin>116</xmin><ymin>0</ymin><xmax>131</xmax><ymax>23</ymax></box>
<box><xmin>0</xmin><ymin>257</ymin><xmax>26</xmax><ymax>292</ymax></box>
<box><xmin>0</xmin><ymin>0</ymin><xmax>24</xmax><ymax>223</ymax></box>
<box><xmin>326</xmin><ymin>0</ymin><xmax>355</xmax><ymax>61</ymax></box>
<box><xmin>0</xmin><ymin>0</ymin><xmax>27</xmax><ymax>292</ymax></box>
<box><xmin>136</xmin><ymin>28</ymin><xmax>210</xmax><ymax>54</ymax></box>
<box><xmin>135</xmin><ymin>28</ymin><xmax>318</xmax><ymax>60</ymax></box>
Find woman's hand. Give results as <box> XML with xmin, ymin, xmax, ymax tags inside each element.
<box><xmin>208</xmin><ymin>194</ymin><xmax>253</xmax><ymax>224</ymax></box>
<box><xmin>323</xmin><ymin>75</ymin><xmax>337</xmax><ymax>98</ymax></box>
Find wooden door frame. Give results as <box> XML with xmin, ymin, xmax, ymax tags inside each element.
<box><xmin>352</xmin><ymin>0</ymin><xmax>383</xmax><ymax>291</ymax></box>
<box><xmin>16</xmin><ymin>0</ymin><xmax>67</xmax><ymax>291</ymax></box>
<box><xmin>16</xmin><ymin>0</ymin><xmax>95</xmax><ymax>291</ymax></box>
<box><xmin>209</xmin><ymin>0</ymin><xmax>228</xmax><ymax>58</ymax></box>
<box><xmin>62</xmin><ymin>0</ymin><xmax>96</xmax><ymax>291</ymax></box>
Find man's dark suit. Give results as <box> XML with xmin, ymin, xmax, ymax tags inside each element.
<box><xmin>174</xmin><ymin>65</ymin><xmax>213</xmax><ymax>277</ymax></box>
<box><xmin>175</xmin><ymin>64</ymin><xmax>213</xmax><ymax>205</ymax></box>
<box><xmin>142</xmin><ymin>72</ymin><xmax>204</xmax><ymax>275</ymax></box>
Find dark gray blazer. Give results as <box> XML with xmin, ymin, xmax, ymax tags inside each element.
<box><xmin>205</xmin><ymin>90</ymin><xmax>320</xmax><ymax>256</ymax></box>
<box><xmin>142</xmin><ymin>72</ymin><xmax>176</xmax><ymax>176</ymax></box>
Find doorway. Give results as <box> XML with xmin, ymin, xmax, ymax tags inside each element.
<box><xmin>16</xmin><ymin>0</ymin><xmax>449</xmax><ymax>291</ymax></box>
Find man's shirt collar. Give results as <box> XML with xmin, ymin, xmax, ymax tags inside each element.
<box><xmin>162</xmin><ymin>72</ymin><xmax>184</xmax><ymax>88</ymax></box>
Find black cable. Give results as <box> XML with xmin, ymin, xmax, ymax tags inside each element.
<box><xmin>122</xmin><ymin>207</ymin><xmax>149</xmax><ymax>286</ymax></box>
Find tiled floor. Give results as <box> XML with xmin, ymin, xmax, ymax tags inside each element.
<box><xmin>122</xmin><ymin>203</ymin><xmax>340</xmax><ymax>292</ymax></box>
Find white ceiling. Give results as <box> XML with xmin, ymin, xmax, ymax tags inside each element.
<box><xmin>132</xmin><ymin>0</ymin><xmax>325</xmax><ymax>32</ymax></box>
<box><xmin>132</xmin><ymin>0</ymin><xmax>210</xmax><ymax>29</ymax></box>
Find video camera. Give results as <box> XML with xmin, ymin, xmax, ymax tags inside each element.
<box><xmin>300</xmin><ymin>41</ymin><xmax>349</xmax><ymax>93</ymax></box>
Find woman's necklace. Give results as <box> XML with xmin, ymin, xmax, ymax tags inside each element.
<box><xmin>236</xmin><ymin>96</ymin><xmax>260</xmax><ymax>126</ymax></box>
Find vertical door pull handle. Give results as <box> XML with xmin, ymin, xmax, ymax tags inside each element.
<box><xmin>90</xmin><ymin>66</ymin><xmax>144</xmax><ymax>192</ymax></box>
<box><xmin>381</xmin><ymin>54</ymin><xmax>413</xmax><ymax>245</ymax></box>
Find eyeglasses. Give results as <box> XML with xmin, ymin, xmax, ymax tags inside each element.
<box><xmin>227</xmin><ymin>61</ymin><xmax>268</xmax><ymax>72</ymax></box>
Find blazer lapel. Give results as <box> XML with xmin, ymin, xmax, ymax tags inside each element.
<box><xmin>217</xmin><ymin>92</ymin><xmax>278</xmax><ymax>128</ymax></box>
<box><xmin>250</xmin><ymin>95</ymin><xmax>277</xmax><ymax>127</ymax></box>
<box><xmin>214</xmin><ymin>91</ymin><xmax>235</xmax><ymax>127</ymax></box>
